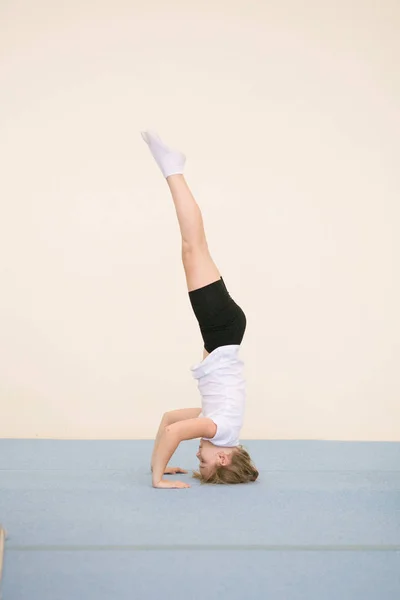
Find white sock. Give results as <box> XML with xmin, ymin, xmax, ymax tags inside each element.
<box><xmin>141</xmin><ymin>130</ymin><xmax>186</xmax><ymax>178</ymax></box>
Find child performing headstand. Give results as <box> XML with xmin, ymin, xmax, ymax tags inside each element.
<box><xmin>142</xmin><ymin>131</ymin><xmax>258</xmax><ymax>489</ymax></box>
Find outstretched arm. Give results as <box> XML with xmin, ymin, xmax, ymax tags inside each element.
<box><xmin>152</xmin><ymin>418</ymin><xmax>216</xmax><ymax>489</ymax></box>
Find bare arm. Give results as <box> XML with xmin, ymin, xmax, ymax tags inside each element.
<box><xmin>165</xmin><ymin>408</ymin><xmax>202</xmax><ymax>424</ymax></box>
<box><xmin>151</xmin><ymin>408</ymin><xmax>202</xmax><ymax>471</ymax></box>
<box><xmin>152</xmin><ymin>418</ymin><xmax>216</xmax><ymax>489</ymax></box>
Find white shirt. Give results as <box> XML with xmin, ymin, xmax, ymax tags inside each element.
<box><xmin>191</xmin><ymin>345</ymin><xmax>245</xmax><ymax>447</ymax></box>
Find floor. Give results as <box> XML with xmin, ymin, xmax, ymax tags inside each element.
<box><xmin>0</xmin><ymin>439</ymin><xmax>399</xmax><ymax>600</ymax></box>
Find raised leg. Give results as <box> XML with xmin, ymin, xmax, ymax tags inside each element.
<box><xmin>141</xmin><ymin>130</ymin><xmax>221</xmax><ymax>293</ymax></box>
<box><xmin>141</xmin><ymin>131</ymin><xmax>243</xmax><ymax>360</ymax></box>
<box><xmin>167</xmin><ymin>175</ymin><xmax>220</xmax><ymax>292</ymax></box>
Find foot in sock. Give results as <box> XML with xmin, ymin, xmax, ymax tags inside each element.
<box><xmin>141</xmin><ymin>130</ymin><xmax>186</xmax><ymax>178</ymax></box>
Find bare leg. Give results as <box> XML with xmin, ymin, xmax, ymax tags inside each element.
<box><xmin>141</xmin><ymin>131</ymin><xmax>219</xmax><ymax>358</ymax></box>
<box><xmin>166</xmin><ymin>174</ymin><xmax>220</xmax><ymax>293</ymax></box>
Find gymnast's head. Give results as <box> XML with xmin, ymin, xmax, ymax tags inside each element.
<box><xmin>194</xmin><ymin>440</ymin><xmax>259</xmax><ymax>484</ymax></box>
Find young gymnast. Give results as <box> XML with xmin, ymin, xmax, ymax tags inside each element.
<box><xmin>142</xmin><ymin>131</ymin><xmax>258</xmax><ymax>489</ymax></box>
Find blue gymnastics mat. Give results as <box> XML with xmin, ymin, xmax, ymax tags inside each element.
<box><xmin>0</xmin><ymin>439</ymin><xmax>399</xmax><ymax>600</ymax></box>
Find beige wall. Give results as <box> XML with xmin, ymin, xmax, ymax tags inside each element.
<box><xmin>1</xmin><ymin>1</ymin><xmax>399</xmax><ymax>440</ymax></box>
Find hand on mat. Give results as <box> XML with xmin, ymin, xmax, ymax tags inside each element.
<box><xmin>164</xmin><ymin>466</ymin><xmax>188</xmax><ymax>475</ymax></box>
<box><xmin>153</xmin><ymin>479</ymin><xmax>191</xmax><ymax>489</ymax></box>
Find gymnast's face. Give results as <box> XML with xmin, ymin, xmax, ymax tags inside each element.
<box><xmin>196</xmin><ymin>440</ymin><xmax>233</xmax><ymax>479</ymax></box>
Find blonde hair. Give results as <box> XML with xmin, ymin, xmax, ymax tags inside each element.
<box><xmin>193</xmin><ymin>445</ymin><xmax>259</xmax><ymax>485</ymax></box>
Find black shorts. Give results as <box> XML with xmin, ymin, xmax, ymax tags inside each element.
<box><xmin>188</xmin><ymin>277</ymin><xmax>247</xmax><ymax>354</ymax></box>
